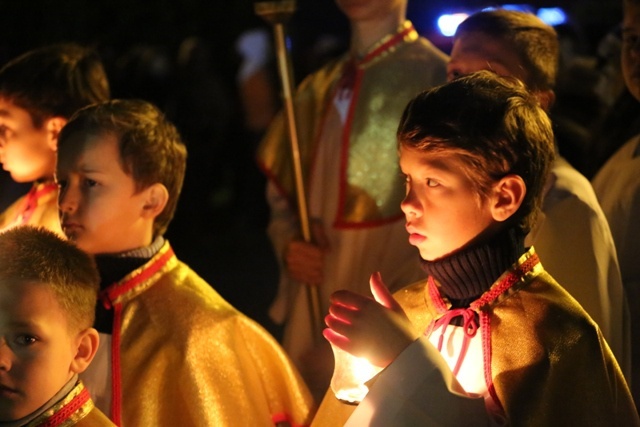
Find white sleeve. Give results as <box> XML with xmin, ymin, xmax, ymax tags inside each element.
<box><xmin>345</xmin><ymin>337</ymin><xmax>496</xmax><ymax>427</ymax></box>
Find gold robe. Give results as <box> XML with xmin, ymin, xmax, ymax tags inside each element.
<box><xmin>0</xmin><ymin>181</ymin><xmax>62</xmax><ymax>236</ymax></box>
<box><xmin>257</xmin><ymin>21</ymin><xmax>448</xmax><ymax>226</ymax></box>
<box><xmin>27</xmin><ymin>381</ymin><xmax>114</xmax><ymax>427</ymax></box>
<box><xmin>258</xmin><ymin>23</ymin><xmax>447</xmax><ymax>399</ymax></box>
<box><xmin>99</xmin><ymin>242</ymin><xmax>315</xmax><ymax>426</ymax></box>
<box><xmin>312</xmin><ymin>248</ymin><xmax>639</xmax><ymax>426</ymax></box>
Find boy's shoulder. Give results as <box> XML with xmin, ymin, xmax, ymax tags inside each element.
<box><xmin>0</xmin><ymin>182</ymin><xmax>62</xmax><ymax>235</ymax></box>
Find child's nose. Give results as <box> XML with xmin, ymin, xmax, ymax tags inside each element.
<box><xmin>58</xmin><ymin>186</ymin><xmax>78</xmax><ymax>213</ymax></box>
<box><xmin>400</xmin><ymin>189</ymin><xmax>421</xmax><ymax>218</ymax></box>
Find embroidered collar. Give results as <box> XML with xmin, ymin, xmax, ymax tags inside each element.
<box><xmin>100</xmin><ymin>240</ymin><xmax>176</xmax><ymax>308</ymax></box>
<box><xmin>353</xmin><ymin>20</ymin><xmax>418</xmax><ymax>68</ymax></box>
<box><xmin>428</xmin><ymin>247</ymin><xmax>542</xmax><ymax>316</ymax></box>
<box><xmin>27</xmin><ymin>381</ymin><xmax>94</xmax><ymax>427</ymax></box>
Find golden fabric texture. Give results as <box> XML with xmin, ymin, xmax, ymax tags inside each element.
<box><xmin>257</xmin><ymin>21</ymin><xmax>448</xmax><ymax>226</ymax></box>
<box><xmin>110</xmin><ymin>242</ymin><xmax>314</xmax><ymax>427</ymax></box>
<box><xmin>0</xmin><ymin>181</ymin><xmax>63</xmax><ymax>236</ymax></box>
<box><xmin>27</xmin><ymin>381</ymin><xmax>115</xmax><ymax>427</ymax></box>
<box><xmin>312</xmin><ymin>248</ymin><xmax>639</xmax><ymax>426</ymax></box>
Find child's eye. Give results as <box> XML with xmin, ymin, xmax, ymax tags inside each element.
<box><xmin>15</xmin><ymin>335</ymin><xmax>38</xmax><ymax>346</ymax></box>
<box><xmin>426</xmin><ymin>178</ymin><xmax>439</xmax><ymax>187</ymax></box>
<box><xmin>83</xmin><ymin>178</ymin><xmax>98</xmax><ymax>188</ymax></box>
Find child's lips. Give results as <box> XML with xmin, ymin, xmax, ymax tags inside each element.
<box><xmin>0</xmin><ymin>384</ymin><xmax>18</xmax><ymax>396</ymax></box>
<box><xmin>408</xmin><ymin>233</ymin><xmax>426</xmax><ymax>245</ymax></box>
<box><xmin>62</xmin><ymin>222</ymin><xmax>82</xmax><ymax>234</ymax></box>
<box><xmin>405</xmin><ymin>224</ymin><xmax>426</xmax><ymax>245</ymax></box>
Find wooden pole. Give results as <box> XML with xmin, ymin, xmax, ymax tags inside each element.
<box><xmin>255</xmin><ymin>0</ymin><xmax>323</xmax><ymax>343</ymax></box>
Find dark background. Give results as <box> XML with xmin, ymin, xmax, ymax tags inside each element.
<box><xmin>0</xmin><ymin>0</ymin><xmax>626</xmax><ymax>336</ymax></box>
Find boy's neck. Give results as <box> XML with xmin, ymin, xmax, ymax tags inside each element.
<box><xmin>349</xmin><ymin>13</ymin><xmax>405</xmax><ymax>58</ymax></box>
<box><xmin>421</xmin><ymin>226</ymin><xmax>525</xmax><ymax>307</ymax></box>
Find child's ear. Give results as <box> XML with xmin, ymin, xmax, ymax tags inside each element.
<box><xmin>533</xmin><ymin>89</ymin><xmax>555</xmax><ymax>112</ymax></box>
<box><xmin>490</xmin><ymin>174</ymin><xmax>526</xmax><ymax>222</ymax></box>
<box><xmin>44</xmin><ymin>117</ymin><xmax>68</xmax><ymax>151</ymax></box>
<box><xmin>70</xmin><ymin>327</ymin><xmax>99</xmax><ymax>374</ymax></box>
<box><xmin>141</xmin><ymin>183</ymin><xmax>169</xmax><ymax>219</ymax></box>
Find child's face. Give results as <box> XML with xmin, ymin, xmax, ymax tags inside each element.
<box><xmin>57</xmin><ymin>133</ymin><xmax>153</xmax><ymax>255</ymax></box>
<box><xmin>0</xmin><ymin>283</ymin><xmax>79</xmax><ymax>421</ymax></box>
<box><xmin>0</xmin><ymin>99</ymin><xmax>56</xmax><ymax>183</ymax></box>
<box><xmin>447</xmin><ymin>32</ymin><xmax>528</xmax><ymax>86</ymax></box>
<box><xmin>399</xmin><ymin>146</ymin><xmax>497</xmax><ymax>261</ymax></box>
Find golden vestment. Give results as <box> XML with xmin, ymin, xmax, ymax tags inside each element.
<box><xmin>99</xmin><ymin>242</ymin><xmax>314</xmax><ymax>426</ymax></box>
<box><xmin>258</xmin><ymin>21</ymin><xmax>447</xmax><ymax>225</ymax></box>
<box><xmin>312</xmin><ymin>248</ymin><xmax>639</xmax><ymax>426</ymax></box>
<box><xmin>0</xmin><ymin>181</ymin><xmax>62</xmax><ymax>235</ymax></box>
<box><xmin>258</xmin><ymin>23</ymin><xmax>447</xmax><ymax>398</ymax></box>
<box><xmin>26</xmin><ymin>381</ymin><xmax>114</xmax><ymax>427</ymax></box>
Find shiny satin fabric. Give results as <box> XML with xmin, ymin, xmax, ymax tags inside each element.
<box><xmin>0</xmin><ymin>181</ymin><xmax>62</xmax><ymax>236</ymax></box>
<box><xmin>311</xmin><ymin>248</ymin><xmax>639</xmax><ymax>426</ymax></box>
<box><xmin>257</xmin><ymin>21</ymin><xmax>448</xmax><ymax>227</ymax></box>
<box><xmin>108</xmin><ymin>242</ymin><xmax>315</xmax><ymax>426</ymax></box>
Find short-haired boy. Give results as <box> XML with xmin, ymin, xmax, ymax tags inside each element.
<box><xmin>0</xmin><ymin>225</ymin><xmax>114</xmax><ymax>426</ymax></box>
<box><xmin>313</xmin><ymin>72</ymin><xmax>639</xmax><ymax>425</ymax></box>
<box><xmin>56</xmin><ymin>99</ymin><xmax>314</xmax><ymax>426</ymax></box>
<box><xmin>0</xmin><ymin>43</ymin><xmax>110</xmax><ymax>235</ymax></box>
<box><xmin>447</xmin><ymin>9</ymin><xmax>630</xmax><ymax>378</ymax></box>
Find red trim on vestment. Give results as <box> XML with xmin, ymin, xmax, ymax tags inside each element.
<box><xmin>39</xmin><ymin>386</ymin><xmax>91</xmax><ymax>427</ymax></box>
<box><xmin>99</xmin><ymin>245</ymin><xmax>175</xmax><ymax>426</ymax></box>
<box><xmin>331</xmin><ymin>23</ymin><xmax>416</xmax><ymax>229</ymax></box>
<box><xmin>272</xmin><ymin>412</ymin><xmax>308</xmax><ymax>427</ymax></box>
<box><xmin>426</xmin><ymin>253</ymin><xmax>540</xmax><ymax>414</ymax></box>
<box><xmin>110</xmin><ymin>303</ymin><xmax>123</xmax><ymax>426</ymax></box>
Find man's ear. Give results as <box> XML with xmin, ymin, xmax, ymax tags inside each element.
<box><xmin>141</xmin><ymin>183</ymin><xmax>169</xmax><ymax>219</ymax></box>
<box><xmin>45</xmin><ymin>117</ymin><xmax>68</xmax><ymax>151</ymax></box>
<box><xmin>490</xmin><ymin>174</ymin><xmax>526</xmax><ymax>222</ymax></box>
<box><xmin>533</xmin><ymin>89</ymin><xmax>556</xmax><ymax>112</ymax></box>
<box><xmin>70</xmin><ymin>327</ymin><xmax>99</xmax><ymax>374</ymax></box>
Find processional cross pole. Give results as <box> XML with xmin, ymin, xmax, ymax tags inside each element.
<box><xmin>254</xmin><ymin>0</ymin><xmax>323</xmax><ymax>343</ymax></box>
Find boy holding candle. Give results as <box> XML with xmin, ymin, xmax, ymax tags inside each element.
<box><xmin>315</xmin><ymin>71</ymin><xmax>639</xmax><ymax>425</ymax></box>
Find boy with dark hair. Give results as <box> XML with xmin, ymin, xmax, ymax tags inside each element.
<box><xmin>314</xmin><ymin>71</ymin><xmax>638</xmax><ymax>426</ymax></box>
<box><xmin>0</xmin><ymin>225</ymin><xmax>114</xmax><ymax>426</ymax></box>
<box><xmin>446</xmin><ymin>9</ymin><xmax>630</xmax><ymax>377</ymax></box>
<box><xmin>0</xmin><ymin>43</ymin><xmax>110</xmax><ymax>235</ymax></box>
<box><xmin>56</xmin><ymin>99</ymin><xmax>314</xmax><ymax>426</ymax></box>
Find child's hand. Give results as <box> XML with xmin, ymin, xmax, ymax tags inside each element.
<box><xmin>323</xmin><ymin>272</ymin><xmax>420</xmax><ymax>368</ymax></box>
<box><xmin>285</xmin><ymin>221</ymin><xmax>330</xmax><ymax>286</ymax></box>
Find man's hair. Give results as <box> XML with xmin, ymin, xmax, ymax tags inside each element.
<box><xmin>455</xmin><ymin>9</ymin><xmax>559</xmax><ymax>91</ymax></box>
<box><xmin>58</xmin><ymin>99</ymin><xmax>187</xmax><ymax>237</ymax></box>
<box><xmin>0</xmin><ymin>226</ymin><xmax>99</xmax><ymax>332</ymax></box>
<box><xmin>397</xmin><ymin>70</ymin><xmax>555</xmax><ymax>235</ymax></box>
<box><xmin>0</xmin><ymin>43</ymin><xmax>110</xmax><ymax>127</ymax></box>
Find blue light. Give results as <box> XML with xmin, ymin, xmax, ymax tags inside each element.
<box><xmin>498</xmin><ymin>4</ymin><xmax>535</xmax><ymax>13</ymax></box>
<box><xmin>437</xmin><ymin>13</ymin><xmax>470</xmax><ymax>37</ymax></box>
<box><xmin>537</xmin><ymin>7</ymin><xmax>567</xmax><ymax>26</ymax></box>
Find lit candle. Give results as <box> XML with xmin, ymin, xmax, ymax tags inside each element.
<box><xmin>330</xmin><ymin>345</ymin><xmax>383</xmax><ymax>404</ymax></box>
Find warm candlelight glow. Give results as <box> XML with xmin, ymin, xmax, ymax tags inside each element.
<box><xmin>330</xmin><ymin>345</ymin><xmax>383</xmax><ymax>404</ymax></box>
